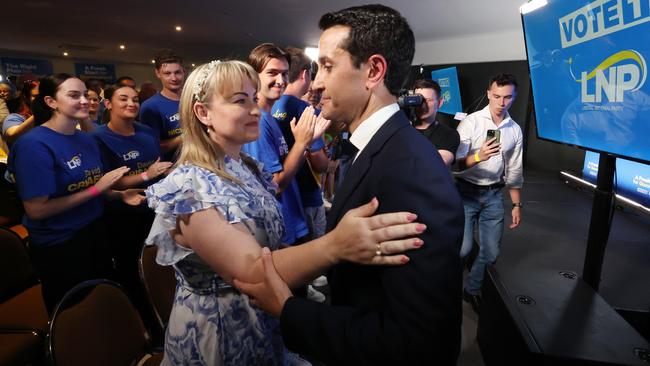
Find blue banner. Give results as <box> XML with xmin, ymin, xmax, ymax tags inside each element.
<box><xmin>523</xmin><ymin>0</ymin><xmax>650</xmax><ymax>163</ymax></box>
<box><xmin>583</xmin><ymin>151</ymin><xmax>650</xmax><ymax>207</ymax></box>
<box><xmin>74</xmin><ymin>63</ymin><xmax>116</xmax><ymax>82</ymax></box>
<box><xmin>430</xmin><ymin>67</ymin><xmax>463</xmax><ymax>115</ymax></box>
<box><xmin>1</xmin><ymin>57</ymin><xmax>53</xmax><ymax>77</ymax></box>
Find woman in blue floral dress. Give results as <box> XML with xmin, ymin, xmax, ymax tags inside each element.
<box><xmin>145</xmin><ymin>60</ymin><xmax>422</xmax><ymax>365</ymax></box>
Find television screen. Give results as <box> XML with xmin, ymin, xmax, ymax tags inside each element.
<box><xmin>583</xmin><ymin>151</ymin><xmax>650</xmax><ymax>206</ymax></box>
<box><xmin>522</xmin><ymin>0</ymin><xmax>650</xmax><ymax>164</ymax></box>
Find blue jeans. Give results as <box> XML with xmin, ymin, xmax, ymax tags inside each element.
<box><xmin>457</xmin><ymin>180</ymin><xmax>505</xmax><ymax>295</ymax></box>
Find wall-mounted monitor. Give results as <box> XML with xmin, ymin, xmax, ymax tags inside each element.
<box><xmin>522</xmin><ymin>0</ymin><xmax>650</xmax><ymax>164</ymax></box>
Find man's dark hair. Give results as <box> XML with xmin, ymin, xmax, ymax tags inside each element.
<box><xmin>489</xmin><ymin>73</ymin><xmax>518</xmax><ymax>90</ymax></box>
<box><xmin>247</xmin><ymin>43</ymin><xmax>290</xmax><ymax>73</ymax></box>
<box><xmin>319</xmin><ymin>4</ymin><xmax>415</xmax><ymax>96</ymax></box>
<box><xmin>154</xmin><ymin>49</ymin><xmax>183</xmax><ymax>70</ymax></box>
<box><xmin>285</xmin><ymin>47</ymin><xmax>312</xmax><ymax>83</ymax></box>
<box><xmin>413</xmin><ymin>79</ymin><xmax>442</xmax><ymax>99</ymax></box>
<box><xmin>116</xmin><ymin>76</ymin><xmax>135</xmax><ymax>86</ymax></box>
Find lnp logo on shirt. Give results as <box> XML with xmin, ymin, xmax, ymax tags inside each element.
<box><xmin>66</xmin><ymin>155</ymin><xmax>82</xmax><ymax>169</ymax></box>
<box><xmin>169</xmin><ymin>113</ymin><xmax>180</xmax><ymax>122</ymax></box>
<box><xmin>123</xmin><ymin>150</ymin><xmax>140</xmax><ymax>161</ymax></box>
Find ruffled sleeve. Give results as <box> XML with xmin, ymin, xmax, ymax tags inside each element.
<box><xmin>144</xmin><ymin>164</ymin><xmax>252</xmax><ymax>266</ymax></box>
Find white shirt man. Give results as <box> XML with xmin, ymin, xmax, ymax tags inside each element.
<box><xmin>455</xmin><ymin>73</ymin><xmax>523</xmax><ymax>310</ymax></box>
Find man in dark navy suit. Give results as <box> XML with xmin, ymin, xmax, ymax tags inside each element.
<box><xmin>236</xmin><ymin>5</ymin><xmax>464</xmax><ymax>365</ymax></box>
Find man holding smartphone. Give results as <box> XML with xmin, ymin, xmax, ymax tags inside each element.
<box><xmin>455</xmin><ymin>73</ymin><xmax>524</xmax><ymax>312</ymax></box>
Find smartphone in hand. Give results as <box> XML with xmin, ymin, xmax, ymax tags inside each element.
<box><xmin>486</xmin><ymin>129</ymin><xmax>501</xmax><ymax>144</ymax></box>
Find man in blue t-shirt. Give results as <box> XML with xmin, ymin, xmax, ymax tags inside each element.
<box><xmin>139</xmin><ymin>50</ymin><xmax>185</xmax><ymax>162</ymax></box>
<box><xmin>242</xmin><ymin>43</ymin><xmax>321</xmax><ymax>245</ymax></box>
<box><xmin>272</xmin><ymin>47</ymin><xmax>330</xmax><ymax>239</ymax></box>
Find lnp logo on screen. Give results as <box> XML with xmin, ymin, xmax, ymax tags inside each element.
<box><xmin>571</xmin><ymin>50</ymin><xmax>647</xmax><ymax>103</ymax></box>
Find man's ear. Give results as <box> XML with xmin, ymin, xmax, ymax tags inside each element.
<box><xmin>365</xmin><ymin>54</ymin><xmax>388</xmax><ymax>90</ymax></box>
<box><xmin>301</xmin><ymin>69</ymin><xmax>310</xmax><ymax>81</ymax></box>
<box><xmin>438</xmin><ymin>97</ymin><xmax>444</xmax><ymax>109</ymax></box>
<box><xmin>193</xmin><ymin>102</ymin><xmax>211</xmax><ymax>126</ymax></box>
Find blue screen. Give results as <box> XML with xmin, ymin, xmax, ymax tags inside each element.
<box><xmin>522</xmin><ymin>0</ymin><xmax>650</xmax><ymax>163</ymax></box>
<box><xmin>430</xmin><ymin>67</ymin><xmax>463</xmax><ymax>115</ymax></box>
<box><xmin>583</xmin><ymin>150</ymin><xmax>650</xmax><ymax>206</ymax></box>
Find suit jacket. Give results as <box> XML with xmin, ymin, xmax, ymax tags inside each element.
<box><xmin>280</xmin><ymin>110</ymin><xmax>464</xmax><ymax>365</ymax></box>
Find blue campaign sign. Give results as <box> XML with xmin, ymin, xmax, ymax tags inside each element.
<box><xmin>522</xmin><ymin>0</ymin><xmax>650</xmax><ymax>163</ymax></box>
<box><xmin>430</xmin><ymin>67</ymin><xmax>463</xmax><ymax>115</ymax></box>
<box><xmin>74</xmin><ymin>63</ymin><xmax>116</xmax><ymax>82</ymax></box>
<box><xmin>1</xmin><ymin>57</ymin><xmax>53</xmax><ymax>76</ymax></box>
<box><xmin>583</xmin><ymin>151</ymin><xmax>650</xmax><ymax>207</ymax></box>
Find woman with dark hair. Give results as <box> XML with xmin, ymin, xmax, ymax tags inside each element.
<box><xmin>2</xmin><ymin>80</ymin><xmax>39</xmax><ymax>146</ymax></box>
<box><xmin>7</xmin><ymin>73</ymin><xmax>145</xmax><ymax>313</ymax></box>
<box><xmin>91</xmin><ymin>85</ymin><xmax>171</xmax><ymax>301</ymax></box>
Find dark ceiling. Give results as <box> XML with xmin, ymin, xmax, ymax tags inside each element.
<box><xmin>2</xmin><ymin>0</ymin><xmax>525</xmax><ymax>65</ymax></box>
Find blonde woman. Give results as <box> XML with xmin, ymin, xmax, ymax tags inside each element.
<box><xmin>145</xmin><ymin>61</ymin><xmax>423</xmax><ymax>365</ymax></box>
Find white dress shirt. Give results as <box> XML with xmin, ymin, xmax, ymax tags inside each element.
<box><xmin>455</xmin><ymin>105</ymin><xmax>523</xmax><ymax>188</ymax></box>
<box><xmin>349</xmin><ymin>103</ymin><xmax>400</xmax><ymax>162</ymax></box>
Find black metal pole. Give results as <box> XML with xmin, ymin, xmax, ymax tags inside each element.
<box><xmin>582</xmin><ymin>153</ymin><xmax>616</xmax><ymax>291</ymax></box>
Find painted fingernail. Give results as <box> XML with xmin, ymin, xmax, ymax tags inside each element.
<box><xmin>407</xmin><ymin>213</ymin><xmax>417</xmax><ymax>221</ymax></box>
<box><xmin>401</xmin><ymin>256</ymin><xmax>410</xmax><ymax>264</ymax></box>
<box><xmin>413</xmin><ymin>239</ymin><xmax>423</xmax><ymax>247</ymax></box>
<box><xmin>416</xmin><ymin>224</ymin><xmax>427</xmax><ymax>232</ymax></box>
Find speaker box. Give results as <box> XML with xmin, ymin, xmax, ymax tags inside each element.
<box><xmin>478</xmin><ymin>266</ymin><xmax>650</xmax><ymax>365</ymax></box>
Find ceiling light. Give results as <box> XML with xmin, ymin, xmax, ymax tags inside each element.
<box><xmin>175</xmin><ymin>25</ymin><xmax>182</xmax><ymax>31</ymax></box>
<box><xmin>119</xmin><ymin>44</ymin><xmax>126</xmax><ymax>50</ymax></box>
<box><xmin>151</xmin><ymin>59</ymin><xmax>155</xmax><ymax>64</ymax></box>
<box><xmin>63</xmin><ymin>51</ymin><xmax>69</xmax><ymax>56</ymax></box>
<box><xmin>305</xmin><ymin>47</ymin><xmax>319</xmax><ymax>62</ymax></box>
<box><xmin>520</xmin><ymin>0</ymin><xmax>548</xmax><ymax>14</ymax></box>
<box><xmin>191</xmin><ymin>63</ymin><xmax>195</xmax><ymax>67</ymax></box>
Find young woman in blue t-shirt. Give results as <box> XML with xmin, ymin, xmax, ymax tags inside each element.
<box><xmin>91</xmin><ymin>85</ymin><xmax>172</xmax><ymax>317</ymax></box>
<box><xmin>8</xmin><ymin>73</ymin><xmax>145</xmax><ymax>314</ymax></box>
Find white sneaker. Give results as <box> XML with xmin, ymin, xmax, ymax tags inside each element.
<box><xmin>312</xmin><ymin>275</ymin><xmax>328</xmax><ymax>287</ymax></box>
<box><xmin>307</xmin><ymin>285</ymin><xmax>326</xmax><ymax>303</ymax></box>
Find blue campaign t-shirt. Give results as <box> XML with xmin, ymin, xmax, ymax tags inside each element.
<box><xmin>271</xmin><ymin>95</ymin><xmax>325</xmax><ymax>207</ymax></box>
<box><xmin>242</xmin><ymin>110</ymin><xmax>309</xmax><ymax>244</ymax></box>
<box><xmin>91</xmin><ymin>123</ymin><xmax>161</xmax><ymax>188</ymax></box>
<box><xmin>8</xmin><ymin>126</ymin><xmax>105</xmax><ymax>247</ymax></box>
<box><xmin>139</xmin><ymin>92</ymin><xmax>181</xmax><ymax>162</ymax></box>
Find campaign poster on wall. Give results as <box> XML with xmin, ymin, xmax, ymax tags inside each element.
<box><xmin>430</xmin><ymin>66</ymin><xmax>463</xmax><ymax>115</ymax></box>
<box><xmin>74</xmin><ymin>63</ymin><xmax>116</xmax><ymax>83</ymax></box>
<box><xmin>583</xmin><ymin>151</ymin><xmax>650</xmax><ymax>207</ymax></box>
<box><xmin>522</xmin><ymin>0</ymin><xmax>650</xmax><ymax>163</ymax></box>
<box><xmin>1</xmin><ymin>57</ymin><xmax>53</xmax><ymax>77</ymax></box>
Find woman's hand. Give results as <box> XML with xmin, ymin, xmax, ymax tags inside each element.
<box><xmin>95</xmin><ymin>166</ymin><xmax>130</xmax><ymax>192</ymax></box>
<box><xmin>327</xmin><ymin>198</ymin><xmax>425</xmax><ymax>265</ymax></box>
<box><xmin>120</xmin><ymin>188</ymin><xmax>146</xmax><ymax>206</ymax></box>
<box><xmin>146</xmin><ymin>158</ymin><xmax>174</xmax><ymax>180</ymax></box>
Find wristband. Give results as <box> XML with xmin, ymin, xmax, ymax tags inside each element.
<box><xmin>474</xmin><ymin>152</ymin><xmax>481</xmax><ymax>163</ymax></box>
<box><xmin>140</xmin><ymin>172</ymin><xmax>150</xmax><ymax>182</ymax></box>
<box><xmin>512</xmin><ymin>202</ymin><xmax>523</xmax><ymax>208</ymax></box>
<box><xmin>88</xmin><ymin>186</ymin><xmax>101</xmax><ymax>197</ymax></box>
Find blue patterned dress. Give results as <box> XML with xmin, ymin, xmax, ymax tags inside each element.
<box><xmin>145</xmin><ymin>156</ymin><xmax>291</xmax><ymax>365</ymax></box>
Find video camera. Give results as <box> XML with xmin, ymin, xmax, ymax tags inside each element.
<box><xmin>397</xmin><ymin>90</ymin><xmax>425</xmax><ymax>123</ymax></box>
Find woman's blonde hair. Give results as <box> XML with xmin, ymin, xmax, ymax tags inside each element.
<box><xmin>177</xmin><ymin>60</ymin><xmax>261</xmax><ymax>182</ymax></box>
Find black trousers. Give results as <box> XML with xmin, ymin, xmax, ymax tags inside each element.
<box><xmin>29</xmin><ymin>219</ymin><xmax>114</xmax><ymax>315</ymax></box>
